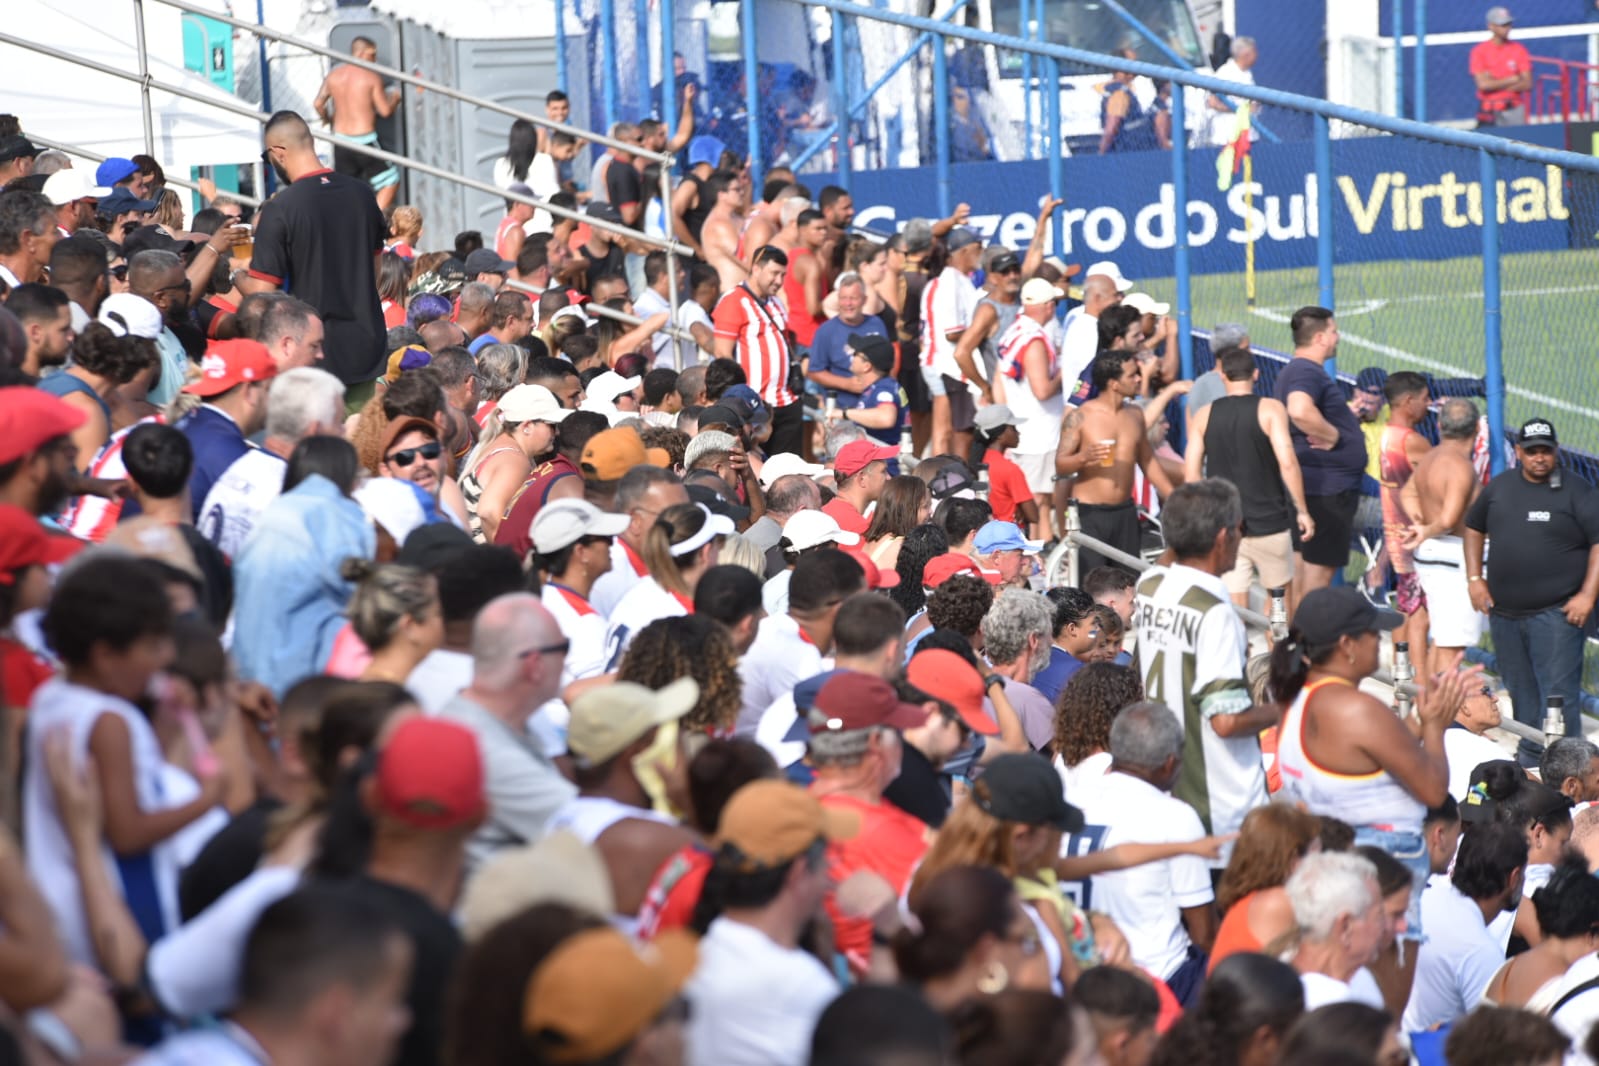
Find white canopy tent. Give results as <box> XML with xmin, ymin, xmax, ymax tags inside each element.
<box><xmin>1</xmin><ymin>0</ymin><xmax>262</xmax><ymax>177</ymax></box>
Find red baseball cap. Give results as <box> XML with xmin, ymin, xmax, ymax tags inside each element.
<box><xmin>811</xmin><ymin>672</ymin><xmax>927</xmax><ymax>733</ymax></box>
<box><xmin>833</xmin><ymin>440</ymin><xmax>898</xmax><ymax>479</ymax></box>
<box><xmin>0</xmin><ymin>505</ymin><xmax>82</xmax><ymax>580</ymax></box>
<box><xmin>182</xmin><ymin>339</ymin><xmax>278</xmax><ymax>397</ymax></box>
<box><xmin>844</xmin><ymin>547</ymin><xmax>900</xmax><ymax>589</ymax></box>
<box><xmin>376</xmin><ymin>717</ymin><xmax>487</xmax><ymax>830</ymax></box>
<box><xmin>907</xmin><ymin>648</ymin><xmax>999</xmax><ymax>736</ymax></box>
<box><xmin>922</xmin><ymin>551</ymin><xmax>1000</xmax><ymax>588</ymax></box>
<box><xmin>0</xmin><ymin>388</ymin><xmax>87</xmax><ymax>465</ymax></box>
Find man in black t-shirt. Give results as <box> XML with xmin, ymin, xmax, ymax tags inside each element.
<box><xmin>1465</xmin><ymin>418</ymin><xmax>1599</xmax><ymax>761</ymax></box>
<box><xmin>243</xmin><ymin>110</ymin><xmax>387</xmax><ymax>395</ymax></box>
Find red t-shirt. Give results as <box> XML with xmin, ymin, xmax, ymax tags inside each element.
<box><xmin>1469</xmin><ymin>38</ymin><xmax>1532</xmax><ymax>110</ymax></box>
<box><xmin>983</xmin><ymin>449</ymin><xmax>1034</xmax><ymax>526</ymax></box>
<box><xmin>815</xmin><ymin>791</ymin><xmax>929</xmax><ymax>975</ymax></box>
<box><xmin>821</xmin><ymin>496</ymin><xmax>870</xmax><ymax>537</ymax></box>
<box><xmin>636</xmin><ymin>844</ymin><xmax>713</xmax><ymax>940</ymax></box>
<box><xmin>1</xmin><ymin>638</ymin><xmax>53</xmax><ymax>711</ymax></box>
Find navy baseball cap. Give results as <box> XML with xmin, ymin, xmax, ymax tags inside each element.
<box><xmin>721</xmin><ymin>384</ymin><xmax>770</xmax><ymax>428</ymax></box>
<box><xmin>1354</xmin><ymin>367</ymin><xmax>1388</xmax><ymax>393</ymax></box>
<box><xmin>98</xmin><ymin>187</ymin><xmax>159</xmax><ymax>216</ymax></box>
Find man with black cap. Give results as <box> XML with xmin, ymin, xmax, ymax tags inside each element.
<box><xmin>0</xmin><ymin>136</ymin><xmax>39</xmax><ymax>190</ymax></box>
<box><xmin>830</xmin><ymin>333</ymin><xmax>905</xmax><ymax>450</ymax></box>
<box><xmin>463</xmin><ymin>248</ymin><xmax>514</xmax><ymax>293</ymax></box>
<box><xmin>1465</xmin><ymin>417</ymin><xmax>1599</xmax><ymax>757</ymax></box>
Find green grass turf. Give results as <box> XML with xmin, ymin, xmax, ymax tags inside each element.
<box><xmin>1141</xmin><ymin>246</ymin><xmax>1599</xmax><ymax>451</ymax></box>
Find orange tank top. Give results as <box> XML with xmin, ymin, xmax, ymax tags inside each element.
<box><xmin>781</xmin><ymin>247</ymin><xmax>827</xmax><ymax>346</ymax></box>
<box><xmin>495</xmin><ymin>215</ymin><xmax>521</xmax><ymax>260</ymax></box>
<box><xmin>1208</xmin><ymin>889</ymin><xmax>1267</xmax><ymax>974</ymax></box>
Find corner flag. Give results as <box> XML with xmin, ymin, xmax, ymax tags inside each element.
<box><xmin>1216</xmin><ymin>102</ymin><xmax>1253</xmax><ymax>191</ymax></box>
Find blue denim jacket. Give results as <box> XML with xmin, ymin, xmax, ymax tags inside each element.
<box><xmin>232</xmin><ymin>475</ymin><xmax>375</xmax><ymax>697</ymax></box>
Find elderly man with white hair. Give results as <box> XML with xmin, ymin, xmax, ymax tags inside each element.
<box><xmin>436</xmin><ymin>592</ymin><xmax>578</xmax><ymax>873</ymax></box>
<box><xmin>198</xmin><ymin>366</ymin><xmax>347</xmax><ymax>558</ymax></box>
<box><xmin>1286</xmin><ymin>850</ymin><xmax>1389</xmax><ymax>1010</ymax></box>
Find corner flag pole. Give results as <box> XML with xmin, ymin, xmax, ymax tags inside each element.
<box><xmin>1245</xmin><ymin>151</ymin><xmax>1256</xmax><ymax>310</ymax></box>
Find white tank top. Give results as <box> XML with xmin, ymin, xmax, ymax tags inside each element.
<box><xmin>1276</xmin><ymin>677</ymin><xmax>1426</xmax><ymax>834</ymax></box>
<box><xmin>545</xmin><ymin>795</ymin><xmax>679</xmax><ymax>936</ymax></box>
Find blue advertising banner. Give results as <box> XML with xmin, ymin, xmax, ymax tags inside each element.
<box><xmin>837</xmin><ymin>140</ymin><xmax>1573</xmax><ymax>278</ymax></box>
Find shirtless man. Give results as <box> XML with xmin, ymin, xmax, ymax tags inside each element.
<box><xmin>739</xmin><ymin>181</ymin><xmax>802</xmax><ymax>259</ymax></box>
<box><xmin>1056</xmin><ymin>350</ymin><xmax>1174</xmax><ymax>573</ymax></box>
<box><xmin>699</xmin><ymin>171</ymin><xmax>748</xmax><ymax>292</ymax></box>
<box><xmin>1402</xmin><ymin>397</ymin><xmax>1484</xmax><ymax>676</ymax></box>
<box><xmin>313</xmin><ymin>37</ymin><xmax>402</xmax><ymax>211</ymax></box>
<box><xmin>762</xmin><ymin>197</ymin><xmax>810</xmax><ymax>258</ymax></box>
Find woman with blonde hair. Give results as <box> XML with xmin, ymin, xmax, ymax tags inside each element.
<box><xmin>336</xmin><ymin>559</ymin><xmax>443</xmax><ymax>684</ymax></box>
<box><xmin>153</xmin><ymin>188</ymin><xmax>185</xmax><ymax>234</ymax></box>
<box><xmin>460</xmin><ymin>383</ymin><xmax>568</xmax><ymax>543</ymax></box>
<box><xmin>605</xmin><ymin>502</ymin><xmax>732</xmax><ymax>660</ymax></box>
<box><xmin>1208</xmin><ymin>803</ymin><xmax>1323</xmax><ymax>973</ymax></box>
<box><xmin>714</xmin><ymin>532</ymin><xmax>767</xmax><ymax>581</ymax></box>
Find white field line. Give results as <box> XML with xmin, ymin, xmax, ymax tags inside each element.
<box><xmin>1248</xmin><ymin>307</ymin><xmax>1599</xmax><ymax>422</ymax></box>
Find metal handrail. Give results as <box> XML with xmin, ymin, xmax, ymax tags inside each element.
<box><xmin>147</xmin><ymin>0</ymin><xmax>673</xmax><ymax>164</ymax></box>
<box><xmin>792</xmin><ymin>0</ymin><xmax>1599</xmax><ymax>175</ymax></box>
<box><xmin>0</xmin><ymin>30</ymin><xmax>690</xmax><ymax>258</ymax></box>
<box><xmin>24</xmin><ymin>133</ymin><xmax>263</xmax><ymax>209</ymax></box>
<box><xmin>506</xmin><ymin>278</ymin><xmax>700</xmax><ymax>348</ymax></box>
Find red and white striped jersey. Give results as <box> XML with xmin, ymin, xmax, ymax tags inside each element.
<box><xmin>60</xmin><ymin>416</ymin><xmax>163</xmax><ymax>543</ymax></box>
<box><xmin>713</xmin><ymin>284</ymin><xmax>795</xmax><ymax>408</ymax></box>
<box><xmin>919</xmin><ymin>266</ymin><xmax>978</xmax><ymax>378</ymax></box>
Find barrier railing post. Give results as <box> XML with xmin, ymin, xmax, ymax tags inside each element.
<box><xmin>635</xmin><ymin>0</ymin><xmax>652</xmax><ymax>119</ymax></box>
<box><xmin>1315</xmin><ymin>115</ymin><xmax>1335</xmax><ymax>315</ymax></box>
<box><xmin>555</xmin><ymin>0</ymin><xmax>569</xmax><ymax>95</ymax></box>
<box><xmin>1045</xmin><ymin>56</ymin><xmax>1062</xmax><ymax>255</ymax></box>
<box><xmin>133</xmin><ymin>0</ymin><xmax>156</xmax><ymax>156</ymax></box>
<box><xmin>1020</xmin><ymin>0</ymin><xmax>1033</xmax><ymax>155</ymax></box>
<box><xmin>1481</xmin><ymin>148</ymin><xmax>1506</xmax><ymax>474</ymax></box>
<box><xmin>1065</xmin><ymin>500</ymin><xmax>1082</xmax><ymax>589</ymax></box>
<box><xmin>832</xmin><ymin>8</ymin><xmax>851</xmax><ymax>188</ymax></box>
<box><xmin>660</xmin><ymin>0</ymin><xmax>676</xmax><ymax>136</ymax></box>
<box><xmin>600</xmin><ymin>0</ymin><xmax>618</xmax><ymax>132</ymax></box>
<box><xmin>742</xmin><ymin>0</ymin><xmax>762</xmax><ymax>188</ymax></box>
<box><xmin>661</xmin><ymin>159</ymin><xmax>681</xmax><ymax>367</ymax></box>
<box><xmin>1415</xmin><ymin>0</ymin><xmax>1428</xmax><ymax>123</ymax></box>
<box><xmin>933</xmin><ymin>32</ymin><xmax>952</xmax><ymax>219</ymax></box>
<box><xmin>1394</xmin><ymin>0</ymin><xmax>1405</xmax><ymax>119</ymax></box>
<box><xmin>1171</xmin><ymin>80</ymin><xmax>1192</xmax><ymax>383</ymax></box>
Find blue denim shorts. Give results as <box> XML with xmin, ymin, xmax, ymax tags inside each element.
<box><xmin>1354</xmin><ymin>825</ymin><xmax>1429</xmax><ymax>949</ymax></box>
<box><xmin>919</xmin><ymin>364</ymin><xmax>947</xmax><ymax>397</ymax></box>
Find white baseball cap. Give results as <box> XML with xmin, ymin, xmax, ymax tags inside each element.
<box><xmin>781</xmin><ymin>509</ymin><xmax>862</xmax><ymax>551</ymax></box>
<box><xmin>1020</xmin><ymin>278</ymin><xmax>1066</xmax><ymax>306</ymax></box>
<box><xmin>529</xmin><ymin>498</ymin><xmax>631</xmax><ymax>554</ymax></box>
<box><xmin>1123</xmin><ymin>292</ymin><xmax>1171</xmax><ymax>316</ymax></box>
<box><xmin>497</xmin><ymin>383</ymin><xmax>571</xmax><ymax>424</ymax></box>
<box><xmin>758</xmin><ymin>452</ymin><xmax>828</xmax><ymax>490</ymax></box>
<box><xmin>42</xmin><ymin>169</ymin><xmax>110</xmax><ymax>207</ymax></box>
<box><xmin>97</xmin><ymin>293</ymin><xmax>164</xmax><ymax>339</ymax></box>
<box><xmin>585</xmin><ymin>371</ymin><xmax>642</xmax><ymax>407</ymax></box>
<box><xmin>1084</xmin><ymin>260</ymin><xmax>1134</xmax><ymax>293</ymax></box>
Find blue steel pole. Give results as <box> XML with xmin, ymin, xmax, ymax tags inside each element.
<box><xmin>1315</xmin><ymin>114</ymin><xmax>1335</xmax><ymax>317</ymax></box>
<box><xmin>636</xmin><ymin>0</ymin><xmax>652</xmax><ymax>118</ymax></box>
<box><xmin>661</xmin><ymin>0</ymin><xmax>676</xmax><ymax>137</ymax></box>
<box><xmin>934</xmin><ymin>33</ymin><xmax>951</xmax><ymax>218</ymax></box>
<box><xmin>1021</xmin><ymin>0</ymin><xmax>1033</xmax><ymax>156</ymax></box>
<box><xmin>1481</xmin><ymin>149</ymin><xmax>1505</xmax><ymax>474</ymax></box>
<box><xmin>833</xmin><ymin>8</ymin><xmax>851</xmax><ymax>189</ymax></box>
<box><xmin>1415</xmin><ymin>0</ymin><xmax>1428</xmax><ymax>123</ymax></box>
<box><xmin>1394</xmin><ymin>0</ymin><xmax>1405</xmax><ymax>119</ymax></box>
<box><xmin>742</xmin><ymin>0</ymin><xmax>762</xmax><ymax>188</ymax></box>
<box><xmin>257</xmin><ymin>0</ymin><xmax>274</xmax><ymax>193</ymax></box>
<box><xmin>555</xmin><ymin>0</ymin><xmax>569</xmax><ymax>95</ymax></box>
<box><xmin>1045</xmin><ymin>57</ymin><xmax>1063</xmax><ymax>258</ymax></box>
<box><xmin>1172</xmin><ymin>80</ymin><xmax>1192</xmax><ymax>384</ymax></box>
<box><xmin>600</xmin><ymin>0</ymin><xmax>618</xmax><ymax>132</ymax></box>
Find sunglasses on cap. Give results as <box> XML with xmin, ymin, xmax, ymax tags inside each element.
<box><xmin>385</xmin><ymin>441</ymin><xmax>442</xmax><ymax>468</ymax></box>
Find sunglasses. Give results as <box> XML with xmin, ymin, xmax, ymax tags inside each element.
<box><xmin>385</xmin><ymin>441</ymin><xmax>441</xmax><ymax>467</ymax></box>
<box><xmin>518</xmin><ymin>639</ymin><xmax>572</xmax><ymax>659</ymax></box>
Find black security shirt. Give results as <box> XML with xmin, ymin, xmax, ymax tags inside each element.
<box><xmin>1465</xmin><ymin>466</ymin><xmax>1599</xmax><ymax>616</ymax></box>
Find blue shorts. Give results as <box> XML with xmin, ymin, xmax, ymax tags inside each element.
<box><xmin>1354</xmin><ymin>825</ymin><xmax>1429</xmax><ymax>951</ymax></box>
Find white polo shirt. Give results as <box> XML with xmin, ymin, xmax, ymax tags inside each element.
<box><xmin>1402</xmin><ymin>878</ymin><xmax>1510</xmax><ymax>1034</ymax></box>
<box><xmin>685</xmin><ymin>917</ymin><xmax>841</xmax><ymax>1066</ymax></box>
<box><xmin>1064</xmin><ymin>770</ymin><xmax>1213</xmax><ymax>980</ymax></box>
<box><xmin>603</xmin><ymin>576</ymin><xmax>690</xmax><ymax>668</ymax></box>
<box><xmin>542</xmin><ymin>583</ymin><xmax>611</xmax><ymax>683</ymax></box>
<box><xmin>591</xmin><ymin>539</ymin><xmax>649</xmax><ymax>618</ymax></box>
<box><xmin>735</xmin><ymin>614</ymin><xmax>824</xmax><ymax>736</ymax></box>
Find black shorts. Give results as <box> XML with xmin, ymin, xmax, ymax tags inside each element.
<box><xmin>1294</xmin><ymin>490</ymin><xmax>1360</xmax><ymax>569</ymax></box>
<box><xmin>901</xmin><ymin>343</ymin><xmax>930</xmax><ymax>413</ymax></box>
<box><xmin>1077</xmin><ymin>498</ymin><xmax>1140</xmax><ymax>575</ymax></box>
<box><xmin>942</xmin><ymin>374</ymin><xmax>977</xmax><ymax>432</ymax></box>
<box><xmin>332</xmin><ymin>134</ymin><xmax>398</xmax><ymax>189</ymax></box>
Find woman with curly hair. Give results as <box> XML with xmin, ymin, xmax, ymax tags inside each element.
<box><xmin>40</xmin><ymin>320</ymin><xmax>159</xmax><ymax>467</ymax></box>
<box><xmin>1051</xmin><ymin>661</ymin><xmax>1143</xmax><ymax>793</ymax></box>
<box><xmin>864</xmin><ymin>476</ymin><xmax>932</xmax><ymax>571</ymax></box>
<box><xmin>472</xmin><ymin>342</ymin><xmax>528</xmax><ymax>426</ymax></box>
<box><xmin>1208</xmin><ymin>803</ymin><xmax>1322</xmax><ymax>974</ymax></box>
<box><xmin>890</xmin><ymin>522</ymin><xmax>949</xmax><ymax>617</ymax></box>
<box><xmin>617</xmin><ymin>614</ymin><xmax>742</xmax><ymax>735</ymax></box>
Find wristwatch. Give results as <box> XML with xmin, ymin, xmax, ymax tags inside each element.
<box><xmin>982</xmin><ymin>673</ymin><xmax>1005</xmax><ymax>691</ymax></box>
